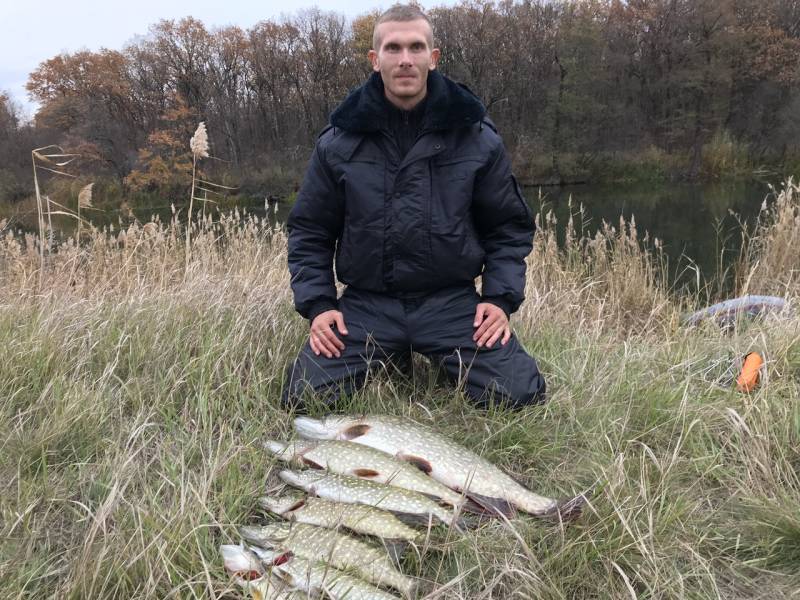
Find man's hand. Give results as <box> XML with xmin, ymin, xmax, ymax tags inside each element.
<box><xmin>309</xmin><ymin>310</ymin><xmax>349</xmax><ymax>358</ymax></box>
<box><xmin>473</xmin><ymin>302</ymin><xmax>511</xmax><ymax>349</ymax></box>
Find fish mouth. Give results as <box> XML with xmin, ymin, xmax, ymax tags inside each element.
<box><xmin>278</xmin><ymin>469</ymin><xmax>305</xmax><ymax>488</ymax></box>
<box><xmin>220</xmin><ymin>544</ymin><xmax>263</xmax><ymax>577</ymax></box>
<box><xmin>239</xmin><ymin>525</ymin><xmax>285</xmax><ymax>546</ymax></box>
<box><xmin>294</xmin><ymin>417</ymin><xmax>336</xmax><ymax>439</ymax></box>
<box><xmin>263</xmin><ymin>440</ymin><xmax>289</xmax><ymax>456</ymax></box>
<box><xmin>248</xmin><ymin>545</ymin><xmax>286</xmax><ymax>565</ymax></box>
<box><xmin>258</xmin><ymin>493</ymin><xmax>305</xmax><ymax>515</ymax></box>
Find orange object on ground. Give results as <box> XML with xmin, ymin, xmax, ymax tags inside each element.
<box><xmin>736</xmin><ymin>352</ymin><xmax>764</xmax><ymax>392</ymax></box>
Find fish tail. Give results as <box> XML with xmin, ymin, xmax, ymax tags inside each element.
<box><xmin>544</xmin><ymin>493</ymin><xmax>586</xmax><ymax>521</ymax></box>
<box><xmin>466</xmin><ymin>493</ymin><xmax>516</xmax><ymax>518</ymax></box>
<box><xmin>436</xmin><ymin>506</ymin><xmax>467</xmax><ymax>531</ymax></box>
<box><xmin>516</xmin><ymin>491</ymin><xmax>565</xmax><ymax>517</ymax></box>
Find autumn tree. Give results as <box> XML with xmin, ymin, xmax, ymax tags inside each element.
<box><xmin>26</xmin><ymin>49</ymin><xmax>143</xmax><ymax>180</ymax></box>
<box><xmin>9</xmin><ymin>0</ymin><xmax>799</xmax><ymax>196</ymax></box>
<box><xmin>124</xmin><ymin>99</ymin><xmax>198</xmax><ymax>194</ymax></box>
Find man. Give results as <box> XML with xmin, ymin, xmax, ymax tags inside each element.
<box><xmin>281</xmin><ymin>4</ymin><xmax>545</xmax><ymax>410</ymax></box>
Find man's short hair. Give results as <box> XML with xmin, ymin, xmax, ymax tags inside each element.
<box><xmin>372</xmin><ymin>4</ymin><xmax>434</xmax><ymax>50</ymax></box>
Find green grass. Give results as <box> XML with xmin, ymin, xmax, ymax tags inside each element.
<box><xmin>1</xmin><ymin>186</ymin><xmax>799</xmax><ymax>598</ymax></box>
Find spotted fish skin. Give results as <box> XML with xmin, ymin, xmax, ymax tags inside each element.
<box><xmin>265</xmin><ymin>439</ymin><xmax>465</xmax><ymax>508</ymax></box>
<box><xmin>238</xmin><ymin>522</ymin><xmax>415</xmax><ymax>597</ymax></box>
<box><xmin>294</xmin><ymin>415</ymin><xmax>563</xmax><ymax>517</ymax></box>
<box><xmin>252</xmin><ymin>547</ymin><xmax>401</xmax><ymax>600</ymax></box>
<box><xmin>259</xmin><ymin>493</ymin><xmax>422</xmax><ymax>542</ymax></box>
<box><xmin>279</xmin><ymin>469</ymin><xmax>455</xmax><ymax>527</ymax></box>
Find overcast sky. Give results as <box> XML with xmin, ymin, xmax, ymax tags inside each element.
<box><xmin>1</xmin><ymin>0</ymin><xmax>455</xmax><ymax>118</ymax></box>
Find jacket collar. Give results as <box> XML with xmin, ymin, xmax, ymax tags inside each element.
<box><xmin>330</xmin><ymin>70</ymin><xmax>486</xmax><ymax>133</ymax></box>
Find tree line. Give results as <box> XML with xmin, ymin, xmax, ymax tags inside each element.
<box><xmin>1</xmin><ymin>0</ymin><xmax>799</xmax><ymax>204</ymax></box>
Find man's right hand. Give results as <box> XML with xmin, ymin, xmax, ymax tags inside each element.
<box><xmin>309</xmin><ymin>310</ymin><xmax>348</xmax><ymax>358</ymax></box>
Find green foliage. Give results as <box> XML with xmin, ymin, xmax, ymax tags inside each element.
<box><xmin>701</xmin><ymin>130</ymin><xmax>755</xmax><ymax>180</ymax></box>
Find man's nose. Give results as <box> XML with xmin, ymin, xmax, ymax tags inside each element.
<box><xmin>399</xmin><ymin>49</ymin><xmax>412</xmax><ymax>65</ymax></box>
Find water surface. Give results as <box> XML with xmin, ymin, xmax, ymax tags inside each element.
<box><xmin>526</xmin><ymin>180</ymin><xmax>773</xmax><ymax>289</ymax></box>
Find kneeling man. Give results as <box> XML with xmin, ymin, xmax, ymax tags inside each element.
<box><xmin>282</xmin><ymin>4</ymin><xmax>546</xmax><ymax>410</ymax></box>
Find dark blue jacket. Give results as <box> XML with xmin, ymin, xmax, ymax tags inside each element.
<box><xmin>287</xmin><ymin>70</ymin><xmax>535</xmax><ymax>321</ymax></box>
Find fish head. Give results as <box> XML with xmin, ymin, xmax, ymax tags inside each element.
<box><xmin>294</xmin><ymin>415</ymin><xmax>371</xmax><ymax>441</ymax></box>
<box><xmin>238</xmin><ymin>523</ymin><xmax>290</xmax><ymax>545</ymax></box>
<box><xmin>220</xmin><ymin>544</ymin><xmax>264</xmax><ymax>583</ymax></box>
<box><xmin>263</xmin><ymin>439</ymin><xmax>317</xmax><ymax>463</ymax></box>
<box><xmin>247</xmin><ymin>547</ymin><xmax>298</xmax><ymax>594</ymax></box>
<box><xmin>278</xmin><ymin>469</ymin><xmax>324</xmax><ymax>490</ymax></box>
<box><xmin>258</xmin><ymin>491</ymin><xmax>306</xmax><ymax>515</ymax></box>
<box><xmin>248</xmin><ymin>545</ymin><xmax>294</xmax><ymax>566</ymax></box>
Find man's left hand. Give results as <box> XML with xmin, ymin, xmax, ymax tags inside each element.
<box><xmin>473</xmin><ymin>302</ymin><xmax>511</xmax><ymax>348</ymax></box>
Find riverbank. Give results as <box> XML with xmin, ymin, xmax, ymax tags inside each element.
<box><xmin>514</xmin><ymin>140</ymin><xmax>800</xmax><ymax>187</ymax></box>
<box><xmin>0</xmin><ymin>174</ymin><xmax>781</xmax><ymax>295</ymax></box>
<box><xmin>1</xmin><ymin>182</ymin><xmax>798</xmax><ymax>598</ymax></box>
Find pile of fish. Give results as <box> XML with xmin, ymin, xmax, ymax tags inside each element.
<box><xmin>221</xmin><ymin>414</ymin><xmax>585</xmax><ymax>599</ymax></box>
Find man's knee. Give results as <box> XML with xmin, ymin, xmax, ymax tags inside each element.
<box><xmin>280</xmin><ymin>353</ymin><xmax>367</xmax><ymax>412</ymax></box>
<box><xmin>508</xmin><ymin>374</ymin><xmax>547</xmax><ymax>408</ymax></box>
<box><xmin>473</xmin><ymin>374</ymin><xmax>546</xmax><ymax>410</ymax></box>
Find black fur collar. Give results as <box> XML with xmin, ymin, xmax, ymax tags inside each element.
<box><xmin>330</xmin><ymin>70</ymin><xmax>486</xmax><ymax>133</ymax></box>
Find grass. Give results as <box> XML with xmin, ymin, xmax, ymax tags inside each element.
<box><xmin>1</xmin><ymin>182</ymin><xmax>799</xmax><ymax>598</ymax></box>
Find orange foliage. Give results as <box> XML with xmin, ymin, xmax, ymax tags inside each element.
<box><xmin>125</xmin><ymin>100</ymin><xmax>198</xmax><ymax>193</ymax></box>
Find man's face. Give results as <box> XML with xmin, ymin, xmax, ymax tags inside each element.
<box><xmin>369</xmin><ymin>19</ymin><xmax>440</xmax><ymax>109</ymax></box>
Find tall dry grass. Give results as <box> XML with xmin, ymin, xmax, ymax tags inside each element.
<box><xmin>737</xmin><ymin>179</ymin><xmax>800</xmax><ymax>297</ymax></box>
<box><xmin>0</xmin><ymin>182</ymin><xmax>799</xmax><ymax>598</ymax></box>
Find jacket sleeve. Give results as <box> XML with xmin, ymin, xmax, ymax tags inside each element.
<box><xmin>472</xmin><ymin>140</ymin><xmax>535</xmax><ymax>316</ymax></box>
<box><xmin>287</xmin><ymin>141</ymin><xmax>344</xmax><ymax>320</ymax></box>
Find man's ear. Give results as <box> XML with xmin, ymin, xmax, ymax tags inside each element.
<box><xmin>368</xmin><ymin>49</ymin><xmax>380</xmax><ymax>72</ymax></box>
<box><xmin>429</xmin><ymin>48</ymin><xmax>441</xmax><ymax>70</ymax></box>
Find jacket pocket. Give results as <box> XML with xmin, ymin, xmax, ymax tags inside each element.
<box><xmin>511</xmin><ymin>175</ymin><xmax>534</xmax><ymax>225</ymax></box>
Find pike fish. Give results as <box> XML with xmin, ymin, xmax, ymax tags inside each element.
<box><xmin>295</xmin><ymin>414</ymin><xmax>583</xmax><ymax>518</ymax></box>
<box><xmin>265</xmin><ymin>438</ymin><xmax>465</xmax><ymax>507</ymax></box>
<box><xmin>259</xmin><ymin>491</ymin><xmax>423</xmax><ymax>542</ymax></box>
<box><xmin>251</xmin><ymin>547</ymin><xmax>401</xmax><ymax>600</ymax></box>
<box><xmin>220</xmin><ymin>544</ymin><xmax>304</xmax><ymax>600</ymax></box>
<box><xmin>238</xmin><ymin>521</ymin><xmax>415</xmax><ymax>597</ymax></box>
<box><xmin>279</xmin><ymin>469</ymin><xmax>456</xmax><ymax>527</ymax></box>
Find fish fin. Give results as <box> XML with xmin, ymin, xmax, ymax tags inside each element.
<box><xmin>342</xmin><ymin>423</ymin><xmax>371</xmax><ymax>439</ymax></box>
<box><xmin>286</xmin><ymin>498</ymin><xmax>306</xmax><ymax>512</ymax></box>
<box><xmin>397</xmin><ymin>452</ymin><xmax>433</xmax><ymax>475</ymax></box>
<box><xmin>466</xmin><ymin>493</ymin><xmax>516</xmax><ymax>518</ymax></box>
<box><xmin>460</xmin><ymin>497</ymin><xmax>502</xmax><ymax>516</ymax></box>
<box><xmin>546</xmin><ymin>494</ymin><xmax>586</xmax><ymax>522</ymax></box>
<box><xmin>301</xmin><ymin>457</ymin><xmax>324</xmax><ymax>469</ymax></box>
<box><xmin>452</xmin><ymin>515</ymin><xmax>468</xmax><ymax>533</ymax></box>
<box><xmin>380</xmin><ymin>539</ymin><xmax>408</xmax><ymax>564</ymax></box>
<box><xmin>352</xmin><ymin>468</ymin><xmax>381</xmax><ymax>478</ymax></box>
<box><xmin>392</xmin><ymin>512</ymin><xmax>435</xmax><ymax>528</ymax></box>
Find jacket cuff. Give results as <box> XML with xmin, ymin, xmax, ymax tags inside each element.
<box><xmin>307</xmin><ymin>298</ymin><xmax>338</xmax><ymax>322</ymax></box>
<box><xmin>481</xmin><ymin>296</ymin><xmax>513</xmax><ymax>319</ymax></box>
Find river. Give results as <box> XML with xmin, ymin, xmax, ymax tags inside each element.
<box><xmin>25</xmin><ymin>179</ymin><xmax>775</xmax><ymax>290</ymax></box>
<box><xmin>525</xmin><ymin>180</ymin><xmax>774</xmax><ymax>289</ymax></box>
